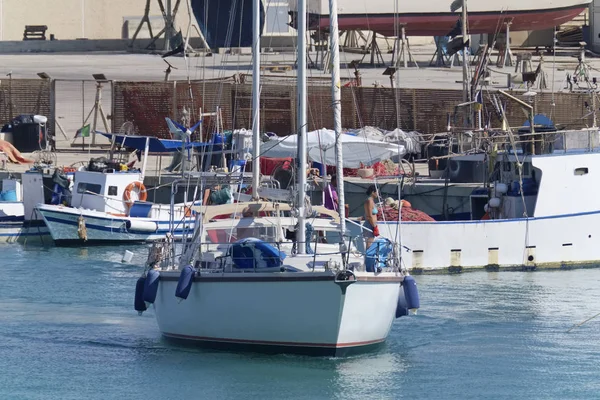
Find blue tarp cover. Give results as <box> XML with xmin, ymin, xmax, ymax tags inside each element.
<box><xmin>99</xmin><ymin>132</ymin><xmax>209</xmax><ymax>153</ymax></box>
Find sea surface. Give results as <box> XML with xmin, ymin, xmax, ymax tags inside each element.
<box><xmin>1</xmin><ymin>245</ymin><xmax>600</xmax><ymax>400</ymax></box>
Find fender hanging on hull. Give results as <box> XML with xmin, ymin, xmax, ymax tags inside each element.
<box><xmin>126</xmin><ymin>219</ymin><xmax>158</xmax><ymax>233</ymax></box>
<box><xmin>134</xmin><ymin>277</ymin><xmax>147</xmax><ymax>313</ymax></box>
<box><xmin>175</xmin><ymin>265</ymin><xmax>196</xmax><ymax>300</ymax></box>
<box><xmin>396</xmin><ymin>276</ymin><xmax>420</xmax><ymax>318</ymax></box>
<box><xmin>143</xmin><ymin>269</ymin><xmax>161</xmax><ymax>304</ymax></box>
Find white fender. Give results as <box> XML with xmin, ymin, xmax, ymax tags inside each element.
<box><xmin>126</xmin><ymin>219</ymin><xmax>158</xmax><ymax>232</ymax></box>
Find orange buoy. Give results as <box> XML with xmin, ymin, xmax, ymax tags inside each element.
<box><xmin>400</xmin><ymin>199</ymin><xmax>412</xmax><ymax>208</ymax></box>
<box><xmin>123</xmin><ymin>181</ymin><xmax>147</xmax><ymax>207</ymax></box>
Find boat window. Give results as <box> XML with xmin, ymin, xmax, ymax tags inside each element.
<box><xmin>108</xmin><ymin>186</ymin><xmax>118</xmax><ymax>196</ymax></box>
<box><xmin>574</xmin><ymin>167</ymin><xmax>589</xmax><ymax>176</ymax></box>
<box><xmin>77</xmin><ymin>182</ymin><xmax>102</xmax><ymax>195</ymax></box>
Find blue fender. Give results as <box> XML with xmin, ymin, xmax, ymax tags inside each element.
<box><xmin>396</xmin><ymin>289</ymin><xmax>409</xmax><ymax>318</ymax></box>
<box><xmin>175</xmin><ymin>265</ymin><xmax>196</xmax><ymax>300</ymax></box>
<box><xmin>134</xmin><ymin>277</ymin><xmax>147</xmax><ymax>313</ymax></box>
<box><xmin>143</xmin><ymin>269</ymin><xmax>160</xmax><ymax>304</ymax></box>
<box><xmin>403</xmin><ymin>275</ymin><xmax>420</xmax><ymax>310</ymax></box>
<box><xmin>396</xmin><ymin>276</ymin><xmax>420</xmax><ymax>318</ymax></box>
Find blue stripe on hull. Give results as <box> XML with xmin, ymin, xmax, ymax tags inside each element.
<box><xmin>0</xmin><ymin>216</ymin><xmax>25</xmax><ymax>222</ymax></box>
<box><xmin>43</xmin><ymin>215</ymin><xmax>191</xmax><ymax>235</ymax></box>
<box><xmin>42</xmin><ymin>213</ymin><xmax>194</xmax><ymax>244</ymax></box>
<box><xmin>381</xmin><ymin>209</ymin><xmax>600</xmax><ymax>226</ymax></box>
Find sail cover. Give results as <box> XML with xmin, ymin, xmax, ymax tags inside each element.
<box><xmin>260</xmin><ymin>129</ymin><xmax>406</xmax><ymax>168</ymax></box>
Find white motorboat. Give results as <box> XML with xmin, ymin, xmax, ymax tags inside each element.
<box><xmin>36</xmin><ymin>134</ymin><xmax>204</xmax><ymax>245</ymax></box>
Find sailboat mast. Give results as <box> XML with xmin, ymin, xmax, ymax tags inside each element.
<box><xmin>251</xmin><ymin>0</ymin><xmax>261</xmax><ymax>199</ymax></box>
<box><xmin>297</xmin><ymin>0</ymin><xmax>308</xmax><ymax>254</ymax></box>
<box><xmin>329</xmin><ymin>0</ymin><xmax>346</xmax><ymax>241</ymax></box>
<box><xmin>462</xmin><ymin>0</ymin><xmax>470</xmax><ymax>105</ymax></box>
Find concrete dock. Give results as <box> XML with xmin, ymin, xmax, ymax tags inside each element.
<box><xmin>0</xmin><ymin>44</ymin><xmax>593</xmax><ymax>90</ymax></box>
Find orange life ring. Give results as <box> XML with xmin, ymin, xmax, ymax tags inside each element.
<box><xmin>123</xmin><ymin>181</ymin><xmax>147</xmax><ymax>207</ymax></box>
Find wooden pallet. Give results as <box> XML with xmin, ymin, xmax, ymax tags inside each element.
<box><xmin>260</xmin><ymin>64</ymin><xmax>292</xmax><ymax>73</ymax></box>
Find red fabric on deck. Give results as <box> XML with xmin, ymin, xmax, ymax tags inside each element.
<box><xmin>260</xmin><ymin>157</ymin><xmax>293</xmax><ymax>175</ymax></box>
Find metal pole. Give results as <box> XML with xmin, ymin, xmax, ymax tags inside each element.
<box><xmin>165</xmin><ymin>0</ymin><xmax>172</xmax><ymax>51</ymax></box>
<box><xmin>141</xmin><ymin>136</ymin><xmax>150</xmax><ymax>181</ymax></box>
<box><xmin>593</xmin><ymin>91</ymin><xmax>597</xmax><ymax>128</ymax></box>
<box><xmin>329</xmin><ymin>0</ymin><xmax>345</xmax><ymax>244</ymax></box>
<box><xmin>462</xmin><ymin>0</ymin><xmax>470</xmax><ymax>126</ymax></box>
<box><xmin>81</xmin><ymin>0</ymin><xmax>85</xmax><ymax>38</ymax></box>
<box><xmin>251</xmin><ymin>0</ymin><xmax>261</xmax><ymax>200</ymax></box>
<box><xmin>297</xmin><ymin>0</ymin><xmax>307</xmax><ymax>254</ymax></box>
<box><xmin>91</xmin><ymin>82</ymin><xmax>101</xmax><ymax>146</ymax></box>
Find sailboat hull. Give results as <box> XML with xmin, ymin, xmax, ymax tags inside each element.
<box><xmin>153</xmin><ymin>272</ymin><xmax>402</xmax><ymax>356</ymax></box>
<box><xmin>300</xmin><ymin>5</ymin><xmax>588</xmax><ymax>37</ymax></box>
<box><xmin>287</xmin><ymin>0</ymin><xmax>590</xmax><ymax>36</ymax></box>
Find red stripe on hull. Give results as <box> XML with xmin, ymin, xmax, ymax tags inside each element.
<box><xmin>313</xmin><ymin>7</ymin><xmax>587</xmax><ymax>36</ymax></box>
<box><xmin>163</xmin><ymin>332</ymin><xmax>385</xmax><ymax>349</ymax></box>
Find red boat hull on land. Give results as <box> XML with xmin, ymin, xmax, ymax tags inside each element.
<box><xmin>304</xmin><ymin>5</ymin><xmax>587</xmax><ymax>36</ymax></box>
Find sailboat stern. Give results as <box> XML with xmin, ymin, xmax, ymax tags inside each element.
<box><xmin>334</xmin><ymin>273</ymin><xmax>402</xmax><ymax>355</ymax></box>
<box><xmin>152</xmin><ymin>271</ymin><xmax>403</xmax><ymax>356</ymax></box>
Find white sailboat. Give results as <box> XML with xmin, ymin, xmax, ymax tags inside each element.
<box><xmin>134</xmin><ymin>0</ymin><xmax>419</xmax><ymax>356</ymax></box>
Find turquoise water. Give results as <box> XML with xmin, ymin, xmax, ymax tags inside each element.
<box><xmin>1</xmin><ymin>245</ymin><xmax>600</xmax><ymax>399</ymax></box>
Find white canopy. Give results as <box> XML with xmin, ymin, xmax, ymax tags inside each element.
<box><xmin>260</xmin><ymin>129</ymin><xmax>405</xmax><ymax>168</ymax></box>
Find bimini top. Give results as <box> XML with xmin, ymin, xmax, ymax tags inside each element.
<box><xmin>99</xmin><ymin>132</ymin><xmax>209</xmax><ymax>153</ymax></box>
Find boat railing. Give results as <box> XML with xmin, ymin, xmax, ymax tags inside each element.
<box><xmin>426</xmin><ymin>128</ymin><xmax>600</xmax><ymax>158</ymax></box>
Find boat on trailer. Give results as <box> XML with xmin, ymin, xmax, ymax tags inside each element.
<box><xmin>288</xmin><ymin>0</ymin><xmax>590</xmax><ymax>37</ymax></box>
<box><xmin>191</xmin><ymin>0</ymin><xmax>590</xmax><ymax>49</ymax></box>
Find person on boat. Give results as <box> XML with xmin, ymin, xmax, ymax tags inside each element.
<box><xmin>364</xmin><ymin>184</ymin><xmax>380</xmax><ymax>249</ymax></box>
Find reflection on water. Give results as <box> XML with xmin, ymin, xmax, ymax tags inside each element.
<box><xmin>332</xmin><ymin>352</ymin><xmax>408</xmax><ymax>399</ymax></box>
